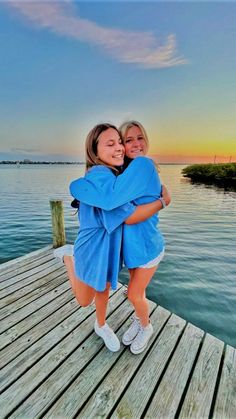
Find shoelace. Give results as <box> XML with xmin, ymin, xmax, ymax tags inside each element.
<box><xmin>133</xmin><ymin>326</ymin><xmax>145</xmax><ymax>344</ymax></box>
<box><xmin>130</xmin><ymin>314</ymin><xmax>140</xmax><ymax>325</ymax></box>
<box><xmin>102</xmin><ymin>324</ymin><xmax>114</xmax><ymax>337</ymax></box>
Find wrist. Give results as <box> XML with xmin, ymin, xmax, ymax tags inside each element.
<box><xmin>159</xmin><ymin>197</ymin><xmax>166</xmax><ymax>209</ymax></box>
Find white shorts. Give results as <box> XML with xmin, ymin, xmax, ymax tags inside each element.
<box><xmin>139</xmin><ymin>248</ymin><xmax>165</xmax><ymax>269</ymax></box>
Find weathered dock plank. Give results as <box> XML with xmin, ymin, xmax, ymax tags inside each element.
<box><xmin>213</xmin><ymin>345</ymin><xmax>236</xmax><ymax>419</ymax></box>
<box><xmin>0</xmin><ymin>255</ymin><xmax>58</xmax><ymax>290</ymax></box>
<box><xmin>43</xmin><ymin>302</ymin><xmax>158</xmax><ymax>418</ymax></box>
<box><xmin>0</xmin><ymin>270</ymin><xmax>67</xmax><ymax>320</ymax></box>
<box><xmin>0</xmin><ymin>251</ymin><xmax>54</xmax><ymax>283</ymax></box>
<box><xmin>0</xmin><ymin>290</ymin><xmax>74</xmax><ymax>370</ymax></box>
<box><xmin>144</xmin><ymin>323</ymin><xmax>204</xmax><ymax>419</ymax></box>
<box><xmin>179</xmin><ymin>333</ymin><xmax>224</xmax><ymax>419</ymax></box>
<box><xmin>0</xmin><ymin>273</ymin><xmax>67</xmax><ymax>332</ymax></box>
<box><xmin>0</xmin><ymin>245</ymin><xmax>52</xmax><ymax>276</ymax></box>
<box><xmin>0</xmin><ymin>247</ymin><xmax>234</xmax><ymax>419</ymax></box>
<box><xmin>0</xmin><ymin>266</ymin><xmax>66</xmax><ymax>308</ymax></box>
<box><xmin>111</xmin><ymin>313</ymin><xmax>185</xmax><ymax>419</ymax></box>
<box><xmin>10</xmin><ymin>290</ymin><xmax>132</xmax><ymax>418</ymax></box>
<box><xmin>0</xmin><ymin>280</ymin><xmax>70</xmax><ymax>350</ymax></box>
<box><xmin>0</xmin><ymin>288</ymin><xmax>126</xmax><ymax>417</ymax></box>
<box><xmin>0</xmin><ymin>259</ymin><xmax>61</xmax><ymax>299</ymax></box>
<box><xmin>76</xmin><ymin>306</ymin><xmax>172</xmax><ymax>419</ymax></box>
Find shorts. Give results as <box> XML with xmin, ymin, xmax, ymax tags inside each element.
<box><xmin>139</xmin><ymin>248</ymin><xmax>165</xmax><ymax>269</ymax></box>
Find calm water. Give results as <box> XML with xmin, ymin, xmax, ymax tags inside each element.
<box><xmin>0</xmin><ymin>164</ymin><xmax>235</xmax><ymax>347</ymax></box>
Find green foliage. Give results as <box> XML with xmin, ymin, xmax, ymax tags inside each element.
<box><xmin>182</xmin><ymin>163</ymin><xmax>236</xmax><ymax>187</ymax></box>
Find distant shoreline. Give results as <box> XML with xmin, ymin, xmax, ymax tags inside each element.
<box><xmin>0</xmin><ymin>161</ymin><xmax>188</xmax><ymax>166</ymax></box>
<box><xmin>0</xmin><ymin>161</ymin><xmax>85</xmax><ymax>165</ymax></box>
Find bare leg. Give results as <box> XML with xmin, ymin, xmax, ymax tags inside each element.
<box><xmin>127</xmin><ymin>266</ymin><xmax>158</xmax><ymax>327</ymax></box>
<box><xmin>64</xmin><ymin>256</ymin><xmax>95</xmax><ymax>306</ymax></box>
<box><xmin>95</xmin><ymin>282</ymin><xmax>111</xmax><ymax>326</ymax></box>
<box><xmin>63</xmin><ymin>256</ymin><xmax>110</xmax><ymax>326</ymax></box>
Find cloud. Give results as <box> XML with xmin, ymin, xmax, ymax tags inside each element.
<box><xmin>7</xmin><ymin>1</ymin><xmax>188</xmax><ymax>69</ymax></box>
<box><xmin>11</xmin><ymin>147</ymin><xmax>41</xmax><ymax>154</ymax></box>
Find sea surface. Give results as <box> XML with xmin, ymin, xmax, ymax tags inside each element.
<box><xmin>0</xmin><ymin>164</ymin><xmax>235</xmax><ymax>347</ymax></box>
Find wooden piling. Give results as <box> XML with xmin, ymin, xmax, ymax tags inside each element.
<box><xmin>50</xmin><ymin>200</ymin><xmax>66</xmax><ymax>248</ymax></box>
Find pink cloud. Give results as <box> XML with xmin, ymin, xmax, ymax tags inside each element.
<box><xmin>8</xmin><ymin>1</ymin><xmax>188</xmax><ymax>69</ymax></box>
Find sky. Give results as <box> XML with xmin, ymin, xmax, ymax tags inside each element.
<box><xmin>0</xmin><ymin>0</ymin><xmax>236</xmax><ymax>163</ymax></box>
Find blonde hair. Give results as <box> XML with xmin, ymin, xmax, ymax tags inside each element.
<box><xmin>119</xmin><ymin>120</ymin><xmax>149</xmax><ymax>151</ymax></box>
<box><xmin>85</xmin><ymin>123</ymin><xmax>120</xmax><ymax>172</ymax></box>
<box><xmin>119</xmin><ymin>120</ymin><xmax>160</xmax><ymax>172</ymax></box>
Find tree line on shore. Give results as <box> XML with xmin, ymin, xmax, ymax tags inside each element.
<box><xmin>182</xmin><ymin>163</ymin><xmax>236</xmax><ymax>189</ymax></box>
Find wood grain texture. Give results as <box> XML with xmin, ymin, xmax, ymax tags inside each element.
<box><xmin>0</xmin><ymin>248</ymin><xmax>234</xmax><ymax>419</ymax></box>
<box><xmin>12</xmin><ymin>295</ymin><xmax>136</xmax><ymax>418</ymax></box>
<box><xmin>0</xmin><ymin>274</ymin><xmax>67</xmax><ymax>331</ymax></box>
<box><xmin>50</xmin><ymin>200</ymin><xmax>66</xmax><ymax>248</ymax></box>
<box><xmin>0</xmin><ymin>251</ymin><xmax>54</xmax><ymax>283</ymax></box>
<box><xmin>0</xmin><ymin>259</ymin><xmax>61</xmax><ymax>299</ymax></box>
<box><xmin>0</xmin><ymin>246</ymin><xmax>52</xmax><ymax>275</ymax></box>
<box><xmin>1</xmin><ymin>288</ymin><xmax>126</xmax><ymax>417</ymax></box>
<box><xmin>0</xmin><ymin>266</ymin><xmax>66</xmax><ymax>308</ymax></box>
<box><xmin>179</xmin><ymin>333</ymin><xmax>224</xmax><ymax>419</ymax></box>
<box><xmin>0</xmin><ymin>271</ymin><xmax>68</xmax><ymax>320</ymax></box>
<box><xmin>145</xmin><ymin>323</ymin><xmax>204</xmax><ymax>419</ymax></box>
<box><xmin>111</xmin><ymin>313</ymin><xmax>185</xmax><ymax>419</ymax></box>
<box><xmin>0</xmin><ymin>299</ymin><xmax>79</xmax><ymax>389</ymax></box>
<box><xmin>0</xmin><ymin>280</ymin><xmax>70</xmax><ymax>350</ymax></box>
<box><xmin>78</xmin><ymin>307</ymin><xmax>173</xmax><ymax>419</ymax></box>
<box><xmin>213</xmin><ymin>345</ymin><xmax>236</xmax><ymax>419</ymax></box>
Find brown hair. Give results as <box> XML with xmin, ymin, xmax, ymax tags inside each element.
<box><xmin>85</xmin><ymin>123</ymin><xmax>120</xmax><ymax>171</ymax></box>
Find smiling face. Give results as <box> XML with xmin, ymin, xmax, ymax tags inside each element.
<box><xmin>97</xmin><ymin>128</ymin><xmax>124</xmax><ymax>167</ymax></box>
<box><xmin>123</xmin><ymin>125</ymin><xmax>148</xmax><ymax>158</ymax></box>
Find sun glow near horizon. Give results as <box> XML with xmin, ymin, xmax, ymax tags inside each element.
<box><xmin>0</xmin><ymin>1</ymin><xmax>236</xmax><ymax>163</ymax></box>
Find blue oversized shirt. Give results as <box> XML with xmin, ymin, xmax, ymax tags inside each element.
<box><xmin>70</xmin><ymin>167</ymin><xmax>135</xmax><ymax>291</ymax></box>
<box><xmin>123</xmin><ymin>197</ymin><xmax>165</xmax><ymax>268</ymax></box>
<box><xmin>70</xmin><ymin>157</ymin><xmax>165</xmax><ymax>269</ymax></box>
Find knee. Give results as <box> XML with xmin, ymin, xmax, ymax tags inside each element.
<box><xmin>75</xmin><ymin>293</ymin><xmax>92</xmax><ymax>307</ymax></box>
<box><xmin>75</xmin><ymin>297</ymin><xmax>89</xmax><ymax>307</ymax></box>
<box><xmin>127</xmin><ymin>289</ymin><xmax>144</xmax><ymax>305</ymax></box>
<box><xmin>78</xmin><ymin>300</ymin><xmax>90</xmax><ymax>308</ymax></box>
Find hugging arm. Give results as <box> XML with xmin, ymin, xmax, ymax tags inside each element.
<box><xmin>70</xmin><ymin>157</ymin><xmax>160</xmax><ymax>210</ymax></box>
<box><xmin>100</xmin><ymin>184</ymin><xmax>171</xmax><ymax>233</ymax></box>
<box><xmin>125</xmin><ymin>200</ymin><xmax>164</xmax><ymax>225</ymax></box>
<box><xmin>125</xmin><ymin>184</ymin><xmax>171</xmax><ymax>225</ymax></box>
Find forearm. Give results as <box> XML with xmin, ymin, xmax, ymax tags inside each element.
<box><xmin>125</xmin><ymin>199</ymin><xmax>163</xmax><ymax>225</ymax></box>
<box><xmin>70</xmin><ymin>157</ymin><xmax>161</xmax><ymax>210</ymax></box>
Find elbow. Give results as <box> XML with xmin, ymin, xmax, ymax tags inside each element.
<box><xmin>69</xmin><ymin>181</ymin><xmax>79</xmax><ymax>199</ymax></box>
<box><xmin>125</xmin><ymin>218</ymin><xmax>135</xmax><ymax>225</ymax></box>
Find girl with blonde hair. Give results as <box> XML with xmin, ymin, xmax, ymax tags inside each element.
<box><xmin>54</xmin><ymin>123</ymin><xmax>170</xmax><ymax>353</ymax></box>
<box><xmin>118</xmin><ymin>120</ymin><xmax>167</xmax><ymax>354</ymax></box>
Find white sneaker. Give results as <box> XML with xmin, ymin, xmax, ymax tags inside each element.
<box><xmin>53</xmin><ymin>244</ymin><xmax>74</xmax><ymax>262</ymax></box>
<box><xmin>130</xmin><ymin>323</ymin><xmax>153</xmax><ymax>355</ymax></box>
<box><xmin>94</xmin><ymin>320</ymin><xmax>120</xmax><ymax>352</ymax></box>
<box><xmin>122</xmin><ymin>315</ymin><xmax>140</xmax><ymax>346</ymax></box>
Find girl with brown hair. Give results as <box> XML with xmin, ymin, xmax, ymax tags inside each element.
<box><xmin>54</xmin><ymin>123</ymin><xmax>170</xmax><ymax>352</ymax></box>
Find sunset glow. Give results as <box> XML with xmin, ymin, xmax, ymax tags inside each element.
<box><xmin>0</xmin><ymin>1</ymin><xmax>235</xmax><ymax>164</ymax></box>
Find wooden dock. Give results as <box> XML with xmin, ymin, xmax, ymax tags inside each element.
<box><xmin>0</xmin><ymin>245</ymin><xmax>235</xmax><ymax>418</ymax></box>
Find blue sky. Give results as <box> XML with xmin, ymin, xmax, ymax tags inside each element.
<box><xmin>0</xmin><ymin>1</ymin><xmax>236</xmax><ymax>163</ymax></box>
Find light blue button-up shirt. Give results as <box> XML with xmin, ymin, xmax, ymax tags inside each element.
<box><xmin>70</xmin><ymin>157</ymin><xmax>164</xmax><ymax>276</ymax></box>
